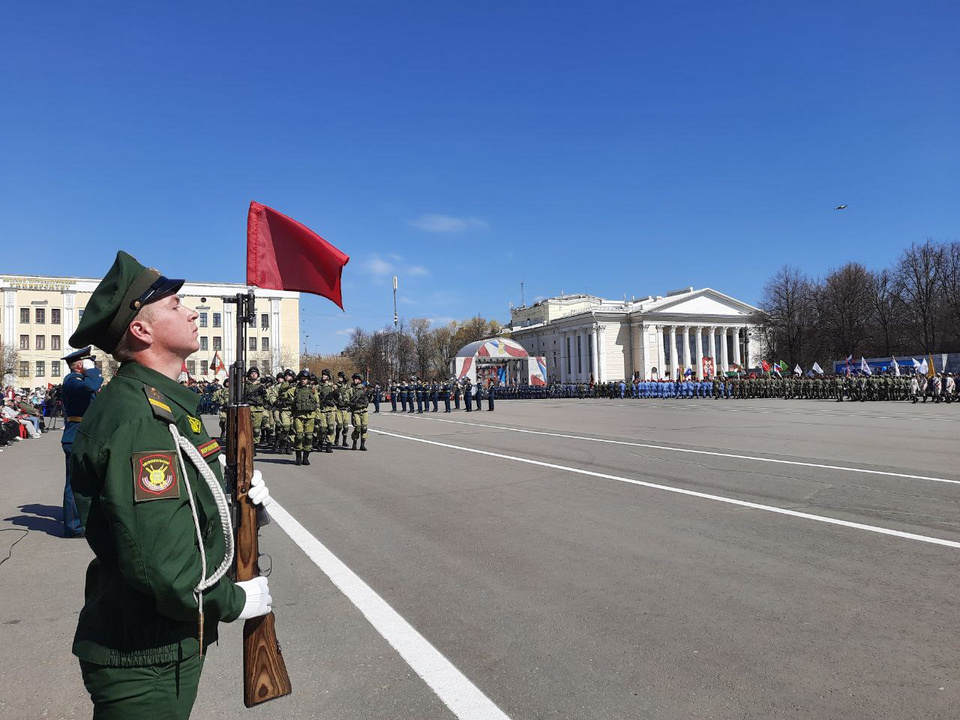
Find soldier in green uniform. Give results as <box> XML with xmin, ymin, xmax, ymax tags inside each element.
<box><xmin>243</xmin><ymin>367</ymin><xmax>267</xmax><ymax>446</ymax></box>
<box><xmin>336</xmin><ymin>371</ymin><xmax>351</xmax><ymax>448</ymax></box>
<box><xmin>66</xmin><ymin>251</ymin><xmax>274</xmax><ymax>719</ymax></box>
<box><xmin>260</xmin><ymin>375</ymin><xmax>276</xmax><ymax>448</ymax></box>
<box><xmin>212</xmin><ymin>379</ymin><xmax>230</xmax><ymax>438</ymax></box>
<box><xmin>317</xmin><ymin>369</ymin><xmax>338</xmax><ymax>453</ymax></box>
<box><xmin>275</xmin><ymin>368</ymin><xmax>295</xmax><ymax>454</ymax></box>
<box><xmin>348</xmin><ymin>373</ymin><xmax>370</xmax><ymax>450</ymax></box>
<box><xmin>292</xmin><ymin>369</ymin><xmax>318</xmax><ymax>466</ymax></box>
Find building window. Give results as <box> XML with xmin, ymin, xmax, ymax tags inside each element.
<box><xmin>20</xmin><ymin>335</ymin><xmax>29</xmax><ymax>350</ymax></box>
<box><xmin>52</xmin><ymin>308</ymin><xmax>61</xmax><ymax>324</ymax></box>
<box><xmin>35</xmin><ymin>361</ymin><xmax>45</xmax><ymax>377</ymax></box>
<box><xmin>249</xmin><ymin>337</ymin><xmax>257</xmax><ymax>351</ymax></box>
<box><xmin>36</xmin><ymin>335</ymin><xmax>45</xmax><ymax>350</ymax></box>
<box><xmin>576</xmin><ymin>336</ymin><xmax>582</xmax><ymax>374</ymax></box>
<box><xmin>51</xmin><ymin>335</ymin><xmax>61</xmax><ymax>351</ymax></box>
<box><xmin>52</xmin><ymin>361</ymin><xmax>61</xmax><ymax>378</ymax></box>
<box><xmin>200</xmin><ymin>336</ymin><xmax>208</xmax><ymax>351</ymax></box>
<box><xmin>19</xmin><ymin>361</ymin><xmax>29</xmax><ymax>377</ymax></box>
<box><xmin>587</xmin><ymin>335</ymin><xmax>593</xmax><ymax>374</ymax></box>
<box><xmin>213</xmin><ymin>336</ymin><xmax>222</xmax><ymax>351</ymax></box>
<box><xmin>261</xmin><ymin>337</ymin><xmax>270</xmax><ymax>351</ymax></box>
<box><xmin>78</xmin><ymin>308</ymin><xmax>85</xmax><ymax>319</ymax></box>
<box><xmin>20</xmin><ymin>308</ymin><xmax>30</xmax><ymax>323</ymax></box>
<box><xmin>261</xmin><ymin>313</ymin><xmax>269</xmax><ymax>329</ymax></box>
<box><xmin>199</xmin><ymin>312</ymin><xmax>208</xmax><ymax>328</ymax></box>
<box><xmin>566</xmin><ymin>337</ymin><xmax>571</xmax><ymax>374</ymax></box>
<box><xmin>213</xmin><ymin>312</ymin><xmax>221</xmax><ymax>328</ymax></box>
<box><xmin>36</xmin><ymin>308</ymin><xmax>45</xmax><ymax>324</ymax></box>
<box><xmin>201</xmin><ymin>361</ymin><xmax>209</xmax><ymax>375</ymax></box>
<box><xmin>187</xmin><ymin>360</ymin><xmax>196</xmax><ymax>376</ymax></box>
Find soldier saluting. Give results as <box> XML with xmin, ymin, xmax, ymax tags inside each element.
<box><xmin>68</xmin><ymin>251</ymin><xmax>274</xmax><ymax>718</ymax></box>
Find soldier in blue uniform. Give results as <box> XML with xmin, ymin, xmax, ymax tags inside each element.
<box><xmin>442</xmin><ymin>380</ymin><xmax>452</xmax><ymax>412</ymax></box>
<box><xmin>487</xmin><ymin>381</ymin><xmax>496</xmax><ymax>411</ymax></box>
<box><xmin>61</xmin><ymin>346</ymin><xmax>104</xmax><ymax>538</ymax></box>
<box><xmin>389</xmin><ymin>380</ymin><xmax>398</xmax><ymax>412</ymax></box>
<box><xmin>463</xmin><ymin>379</ymin><xmax>473</xmax><ymax>411</ymax></box>
<box><xmin>399</xmin><ymin>381</ymin><xmax>408</xmax><ymax>412</ymax></box>
<box><xmin>372</xmin><ymin>382</ymin><xmax>381</xmax><ymax>413</ymax></box>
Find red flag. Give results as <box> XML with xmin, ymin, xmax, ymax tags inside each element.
<box><xmin>246</xmin><ymin>201</ymin><xmax>350</xmax><ymax>308</ymax></box>
<box><xmin>761</xmin><ymin>359</ymin><xmax>770</xmax><ymax>372</ymax></box>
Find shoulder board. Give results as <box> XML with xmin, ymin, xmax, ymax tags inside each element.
<box><xmin>142</xmin><ymin>385</ymin><xmax>177</xmax><ymax>424</ymax></box>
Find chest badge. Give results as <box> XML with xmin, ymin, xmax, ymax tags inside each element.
<box><xmin>188</xmin><ymin>416</ymin><xmax>202</xmax><ymax>434</ymax></box>
<box><xmin>133</xmin><ymin>452</ymin><xmax>180</xmax><ymax>502</ymax></box>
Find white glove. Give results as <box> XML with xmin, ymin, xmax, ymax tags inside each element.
<box><xmin>82</xmin><ymin>358</ymin><xmax>96</xmax><ymax>370</ymax></box>
<box><xmin>236</xmin><ymin>576</ymin><xmax>272</xmax><ymax>620</ymax></box>
<box><xmin>217</xmin><ymin>456</ymin><xmax>272</xmax><ymax>508</ymax></box>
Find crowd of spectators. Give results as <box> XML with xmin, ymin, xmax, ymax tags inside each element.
<box><xmin>1</xmin><ymin>384</ymin><xmax>59</xmax><ymax>448</ymax></box>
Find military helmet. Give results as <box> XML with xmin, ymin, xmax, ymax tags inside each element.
<box><xmin>297</xmin><ymin>369</ymin><xmax>310</xmax><ymax>380</ymax></box>
<box><xmin>283</xmin><ymin>368</ymin><xmax>295</xmax><ymax>378</ymax></box>
<box><xmin>321</xmin><ymin>368</ymin><xmax>332</xmax><ymax>379</ymax></box>
<box><xmin>247</xmin><ymin>367</ymin><xmax>260</xmax><ymax>378</ymax></box>
<box><xmin>352</xmin><ymin>373</ymin><xmax>363</xmax><ymax>381</ymax></box>
<box><xmin>337</xmin><ymin>370</ymin><xmax>347</xmax><ymax>379</ymax></box>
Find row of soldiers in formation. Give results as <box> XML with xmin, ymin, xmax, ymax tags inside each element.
<box><xmin>212</xmin><ymin>367</ymin><xmax>371</xmax><ymax>466</ymax></box>
<box><xmin>544</xmin><ymin>373</ymin><xmax>958</xmax><ymax>402</ymax></box>
<box><xmin>385</xmin><ymin>378</ymin><xmax>495</xmax><ymax>413</ymax></box>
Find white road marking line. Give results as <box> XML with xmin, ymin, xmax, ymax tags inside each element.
<box><xmin>371</xmin><ymin>429</ymin><xmax>960</xmax><ymax>550</ymax></box>
<box><xmin>386</xmin><ymin>414</ymin><xmax>960</xmax><ymax>487</ymax></box>
<box><xmin>268</xmin><ymin>502</ymin><xmax>512</xmax><ymax>720</ymax></box>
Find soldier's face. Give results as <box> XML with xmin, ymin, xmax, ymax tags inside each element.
<box><xmin>142</xmin><ymin>295</ymin><xmax>199</xmax><ymax>357</ymax></box>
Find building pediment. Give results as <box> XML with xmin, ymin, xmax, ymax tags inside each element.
<box><xmin>641</xmin><ymin>289</ymin><xmax>759</xmax><ymax>318</ymax></box>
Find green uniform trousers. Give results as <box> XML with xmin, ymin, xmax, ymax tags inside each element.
<box><xmin>321</xmin><ymin>408</ymin><xmax>337</xmax><ymax>444</ymax></box>
<box><xmin>249</xmin><ymin>406</ymin><xmax>265</xmax><ymax>443</ymax></box>
<box><xmin>293</xmin><ymin>414</ymin><xmax>315</xmax><ymax>450</ymax></box>
<box><xmin>278</xmin><ymin>409</ymin><xmax>293</xmax><ymax>444</ymax></box>
<box><xmin>351</xmin><ymin>409</ymin><xmax>369</xmax><ymax>440</ymax></box>
<box><xmin>80</xmin><ymin>654</ymin><xmax>204</xmax><ymax>720</ymax></box>
<box><xmin>336</xmin><ymin>408</ymin><xmax>349</xmax><ymax>435</ymax></box>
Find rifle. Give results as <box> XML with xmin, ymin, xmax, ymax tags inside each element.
<box><xmin>224</xmin><ymin>290</ymin><xmax>292</xmax><ymax>708</ymax></box>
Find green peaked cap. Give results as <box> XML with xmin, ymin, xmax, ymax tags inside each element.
<box><xmin>69</xmin><ymin>251</ymin><xmax>184</xmax><ymax>354</ymax></box>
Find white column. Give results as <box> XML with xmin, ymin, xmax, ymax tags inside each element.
<box><xmin>626</xmin><ymin>322</ymin><xmax>635</xmax><ymax>379</ymax></box>
<box><xmin>733</xmin><ymin>327</ymin><xmax>742</xmax><ymax>367</ymax></box>
<box><xmin>669</xmin><ymin>325</ymin><xmax>677</xmax><ymax>378</ymax></box>
<box><xmin>594</xmin><ymin>324</ymin><xmax>604</xmax><ymax>382</ymax></box>
<box><xmin>720</xmin><ymin>327</ymin><xmax>729</xmax><ymax>372</ymax></box>
<box><xmin>655</xmin><ymin>325</ymin><xmax>664</xmax><ymax>379</ymax></box>
<box><xmin>579</xmin><ymin>330</ymin><xmax>588</xmax><ymax>381</ymax></box>
<box><xmin>742</xmin><ymin>327</ymin><xmax>751</xmax><ymax>368</ymax></box>
<box><xmin>681</xmin><ymin>326</ymin><xmax>691</xmax><ymax>374</ymax></box>
<box><xmin>270</xmin><ymin>297</ymin><xmax>282</xmax><ymax>375</ymax></box>
<box><xmin>4</xmin><ymin>289</ymin><xmax>18</xmax><ymax>349</ymax></box>
<box><xmin>709</xmin><ymin>325</ymin><xmax>720</xmax><ymax>372</ymax></box>
<box><xmin>588</xmin><ymin>325</ymin><xmax>600</xmax><ymax>382</ymax></box>
<box><xmin>694</xmin><ymin>326</ymin><xmax>704</xmax><ymax>378</ymax></box>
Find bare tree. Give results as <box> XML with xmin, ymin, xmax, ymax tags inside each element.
<box><xmin>757</xmin><ymin>266</ymin><xmax>817</xmax><ymax>367</ymax></box>
<box><xmin>1</xmin><ymin>340</ymin><xmax>19</xmax><ymax>388</ymax></box>
<box><xmin>409</xmin><ymin>318</ymin><xmax>433</xmax><ymax>379</ymax></box>
<box><xmin>815</xmin><ymin>263</ymin><xmax>874</xmax><ymax>359</ymax></box>
<box><xmin>869</xmin><ymin>268</ymin><xmax>906</xmax><ymax>357</ymax></box>
<box><xmin>937</xmin><ymin>241</ymin><xmax>960</xmax><ymax>352</ymax></box>
<box><xmin>894</xmin><ymin>239</ymin><xmax>944</xmax><ymax>353</ymax></box>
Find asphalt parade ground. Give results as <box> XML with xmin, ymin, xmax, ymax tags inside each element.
<box><xmin>2</xmin><ymin>398</ymin><xmax>959</xmax><ymax>719</ymax></box>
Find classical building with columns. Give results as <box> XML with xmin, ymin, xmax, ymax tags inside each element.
<box><xmin>507</xmin><ymin>287</ymin><xmax>763</xmax><ymax>382</ymax></box>
<box><xmin>1</xmin><ymin>273</ymin><xmax>299</xmax><ymax>388</ymax></box>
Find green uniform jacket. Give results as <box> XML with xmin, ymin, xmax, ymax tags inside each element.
<box><xmin>70</xmin><ymin>362</ymin><xmax>245</xmax><ymax>667</ymax></box>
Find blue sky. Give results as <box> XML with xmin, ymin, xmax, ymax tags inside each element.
<box><xmin>2</xmin><ymin>2</ymin><xmax>957</xmax><ymax>353</ymax></box>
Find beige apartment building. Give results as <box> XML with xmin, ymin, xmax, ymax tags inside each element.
<box><xmin>1</xmin><ymin>274</ymin><xmax>300</xmax><ymax>388</ymax></box>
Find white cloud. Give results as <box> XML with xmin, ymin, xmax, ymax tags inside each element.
<box><xmin>428</xmin><ymin>316</ymin><xmax>456</xmax><ymax>325</ymax></box>
<box><xmin>408</xmin><ymin>214</ymin><xmax>489</xmax><ymax>233</ymax></box>
<box><xmin>362</xmin><ymin>253</ymin><xmax>430</xmax><ymax>280</ymax></box>
<box><xmin>335</xmin><ymin>327</ymin><xmax>357</xmax><ymax>335</ymax></box>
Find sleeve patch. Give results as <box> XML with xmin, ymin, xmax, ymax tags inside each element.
<box><xmin>133</xmin><ymin>451</ymin><xmax>180</xmax><ymax>502</ymax></box>
<box><xmin>198</xmin><ymin>440</ymin><xmax>221</xmax><ymax>459</ymax></box>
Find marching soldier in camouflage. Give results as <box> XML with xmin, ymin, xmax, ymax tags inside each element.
<box><xmin>243</xmin><ymin>367</ymin><xmax>267</xmax><ymax>445</ymax></box>
<box><xmin>275</xmin><ymin>368</ymin><xmax>296</xmax><ymax>454</ymax></box>
<box><xmin>317</xmin><ymin>369</ymin><xmax>338</xmax><ymax>453</ymax></box>
<box><xmin>213</xmin><ymin>379</ymin><xmax>230</xmax><ymax>438</ymax></box>
<box><xmin>336</xmin><ymin>371</ymin><xmax>352</xmax><ymax>447</ymax></box>
<box><xmin>348</xmin><ymin>373</ymin><xmax>370</xmax><ymax>450</ymax></box>
<box><xmin>292</xmin><ymin>369</ymin><xmax>318</xmax><ymax>466</ymax></box>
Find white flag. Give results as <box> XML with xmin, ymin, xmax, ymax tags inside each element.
<box><xmin>860</xmin><ymin>357</ymin><xmax>872</xmax><ymax>375</ymax></box>
<box><xmin>812</xmin><ymin>362</ymin><xmax>824</xmax><ymax>375</ymax></box>
<box><xmin>912</xmin><ymin>357</ymin><xmax>922</xmax><ymax>369</ymax></box>
<box><xmin>919</xmin><ymin>358</ymin><xmax>928</xmax><ymax>375</ymax></box>
<box><xmin>891</xmin><ymin>357</ymin><xmax>900</xmax><ymax>376</ymax></box>
<box><xmin>794</xmin><ymin>364</ymin><xmax>802</xmax><ymax>376</ymax></box>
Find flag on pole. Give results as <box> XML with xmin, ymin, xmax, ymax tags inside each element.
<box><xmin>761</xmin><ymin>359</ymin><xmax>770</xmax><ymax>372</ymax></box>
<box><xmin>778</xmin><ymin>360</ymin><xmax>789</xmax><ymax>373</ymax></box>
<box><xmin>178</xmin><ymin>360</ymin><xmax>192</xmax><ymax>383</ymax></box>
<box><xmin>210</xmin><ymin>351</ymin><xmax>227</xmax><ymax>378</ymax></box>
<box><xmin>247</xmin><ymin>201</ymin><xmax>350</xmax><ymax>307</ymax></box>
<box><xmin>918</xmin><ymin>358</ymin><xmax>928</xmax><ymax>375</ymax></box>
<box><xmin>860</xmin><ymin>357</ymin><xmax>872</xmax><ymax>375</ymax></box>
<box><xmin>794</xmin><ymin>364</ymin><xmax>802</xmax><ymax>376</ymax></box>
<box><xmin>891</xmin><ymin>357</ymin><xmax>900</xmax><ymax>376</ymax></box>
<box><xmin>812</xmin><ymin>362</ymin><xmax>824</xmax><ymax>375</ymax></box>
<box><xmin>927</xmin><ymin>353</ymin><xmax>936</xmax><ymax>378</ymax></box>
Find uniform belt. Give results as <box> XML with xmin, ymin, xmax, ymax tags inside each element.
<box><xmin>67</xmin><ymin>416</ymin><xmax>84</xmax><ymax>423</ymax></box>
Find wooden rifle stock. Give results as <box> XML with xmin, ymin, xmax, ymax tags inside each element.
<box><xmin>227</xmin><ymin>404</ymin><xmax>293</xmax><ymax>708</ymax></box>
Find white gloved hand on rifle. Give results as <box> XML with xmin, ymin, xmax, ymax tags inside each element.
<box><xmin>235</xmin><ymin>576</ymin><xmax>272</xmax><ymax>620</ymax></box>
<box><xmin>219</xmin><ymin>457</ymin><xmax>273</xmax><ymax>509</ymax></box>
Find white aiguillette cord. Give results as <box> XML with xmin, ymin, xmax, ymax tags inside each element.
<box><xmin>168</xmin><ymin>423</ymin><xmax>235</xmax><ymax>653</ymax></box>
